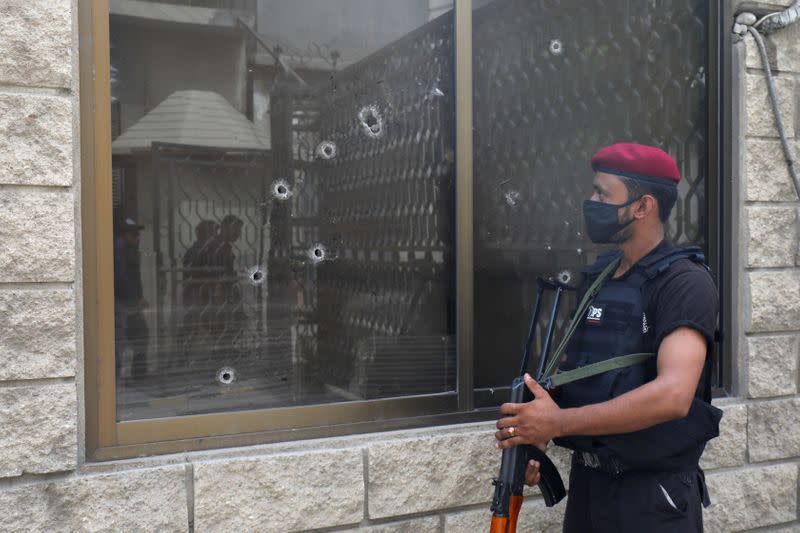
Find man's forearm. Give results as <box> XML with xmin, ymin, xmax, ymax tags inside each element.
<box><xmin>558</xmin><ymin>377</ymin><xmax>690</xmax><ymax>437</ymax></box>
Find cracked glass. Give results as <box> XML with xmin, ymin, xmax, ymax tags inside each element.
<box><xmin>109</xmin><ymin>0</ymin><xmax>456</xmax><ymax>420</ymax></box>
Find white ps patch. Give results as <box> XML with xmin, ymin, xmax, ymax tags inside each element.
<box><xmin>586</xmin><ymin>305</ymin><xmax>603</xmax><ymax>324</ymax></box>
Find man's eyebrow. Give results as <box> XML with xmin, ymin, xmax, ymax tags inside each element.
<box><xmin>592</xmin><ymin>184</ymin><xmax>605</xmax><ymax>194</ymax></box>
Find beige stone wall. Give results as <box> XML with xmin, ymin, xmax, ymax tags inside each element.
<box><xmin>0</xmin><ymin>2</ymin><xmax>798</xmax><ymax>532</ymax></box>
<box><xmin>0</xmin><ymin>0</ymin><xmax>78</xmax><ymax>485</ymax></box>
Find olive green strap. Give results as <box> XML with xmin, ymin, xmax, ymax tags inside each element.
<box><xmin>541</xmin><ymin>352</ymin><xmax>655</xmax><ymax>389</ymax></box>
<box><xmin>542</xmin><ymin>256</ymin><xmax>622</xmax><ymax>378</ymax></box>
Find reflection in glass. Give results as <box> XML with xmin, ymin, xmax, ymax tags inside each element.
<box><xmin>472</xmin><ymin>0</ymin><xmax>709</xmax><ymax>398</ymax></box>
<box><xmin>110</xmin><ymin>0</ymin><xmax>456</xmax><ymax>420</ymax></box>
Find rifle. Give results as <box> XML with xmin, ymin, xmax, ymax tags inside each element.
<box><xmin>490</xmin><ymin>278</ymin><xmax>568</xmax><ymax>533</ymax></box>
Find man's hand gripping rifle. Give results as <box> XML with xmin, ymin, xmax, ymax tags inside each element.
<box><xmin>489</xmin><ymin>278</ymin><xmax>569</xmax><ymax>533</ymax></box>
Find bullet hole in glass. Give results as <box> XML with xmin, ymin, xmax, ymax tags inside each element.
<box><xmin>317</xmin><ymin>141</ymin><xmax>337</xmax><ymax>160</ymax></box>
<box><xmin>271</xmin><ymin>179</ymin><xmax>292</xmax><ymax>201</ymax></box>
<box><xmin>308</xmin><ymin>244</ymin><xmax>327</xmax><ymax>263</ymax></box>
<box><xmin>358</xmin><ymin>105</ymin><xmax>384</xmax><ymax>139</ymax></box>
<box><xmin>216</xmin><ymin>366</ymin><xmax>236</xmax><ymax>385</ymax></box>
<box><xmin>248</xmin><ymin>265</ymin><xmax>266</xmax><ymax>285</ymax></box>
<box><xmin>556</xmin><ymin>270</ymin><xmax>573</xmax><ymax>285</ymax></box>
<box><xmin>504</xmin><ymin>190</ymin><xmax>521</xmax><ymax>207</ymax></box>
<box><xmin>549</xmin><ymin>39</ymin><xmax>563</xmax><ymax>55</ymax></box>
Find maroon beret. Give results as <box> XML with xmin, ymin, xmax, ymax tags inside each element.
<box><xmin>591</xmin><ymin>143</ymin><xmax>680</xmax><ymax>186</ymax></box>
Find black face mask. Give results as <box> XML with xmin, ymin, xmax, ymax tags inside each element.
<box><xmin>582</xmin><ymin>196</ymin><xmax>642</xmax><ymax>244</ymax></box>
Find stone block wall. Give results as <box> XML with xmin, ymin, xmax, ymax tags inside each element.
<box><xmin>0</xmin><ymin>2</ymin><xmax>798</xmax><ymax>532</ymax></box>
<box><xmin>0</xmin><ymin>0</ymin><xmax>78</xmax><ymax>485</ymax></box>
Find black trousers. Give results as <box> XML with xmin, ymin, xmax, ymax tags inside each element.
<box><xmin>563</xmin><ymin>458</ymin><xmax>708</xmax><ymax>533</ymax></box>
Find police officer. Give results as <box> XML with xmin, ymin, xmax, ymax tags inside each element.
<box><xmin>494</xmin><ymin>144</ymin><xmax>719</xmax><ymax>532</ymax></box>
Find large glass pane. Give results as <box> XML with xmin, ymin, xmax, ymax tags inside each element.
<box><xmin>472</xmin><ymin>0</ymin><xmax>709</xmax><ymax>401</ymax></box>
<box><xmin>109</xmin><ymin>0</ymin><xmax>456</xmax><ymax>420</ymax></box>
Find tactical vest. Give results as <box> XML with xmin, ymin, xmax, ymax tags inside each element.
<box><xmin>553</xmin><ymin>244</ymin><xmax>723</xmax><ymax>471</ymax></box>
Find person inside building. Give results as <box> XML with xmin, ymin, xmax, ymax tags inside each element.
<box><xmin>494</xmin><ymin>143</ymin><xmax>720</xmax><ymax>532</ymax></box>
<box><xmin>184</xmin><ymin>219</ymin><xmax>220</xmax><ymax>276</ymax></box>
<box><xmin>177</xmin><ymin>219</ymin><xmax>220</xmax><ymax>367</ymax></box>
<box><xmin>114</xmin><ymin>216</ymin><xmax>149</xmax><ymax>381</ymax></box>
<box><xmin>194</xmin><ymin>214</ymin><xmax>245</xmax><ymax>350</ymax></box>
<box><xmin>182</xmin><ymin>220</ymin><xmax>220</xmax><ymax>323</ymax></box>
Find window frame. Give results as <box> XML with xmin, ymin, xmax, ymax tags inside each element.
<box><xmin>80</xmin><ymin>0</ymin><xmax>727</xmax><ymax>461</ymax></box>
<box><xmin>714</xmin><ymin>0</ymin><xmax>735</xmax><ymax>397</ymax></box>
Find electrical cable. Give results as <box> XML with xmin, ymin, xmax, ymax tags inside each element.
<box><xmin>746</xmin><ymin>25</ymin><xmax>800</xmax><ymax>199</ymax></box>
<box><xmin>736</xmin><ymin>1</ymin><xmax>800</xmax><ymax>199</ymax></box>
<box><xmin>757</xmin><ymin>0</ymin><xmax>800</xmax><ymax>34</ymax></box>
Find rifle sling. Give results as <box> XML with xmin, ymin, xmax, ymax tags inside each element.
<box><xmin>541</xmin><ymin>352</ymin><xmax>655</xmax><ymax>389</ymax></box>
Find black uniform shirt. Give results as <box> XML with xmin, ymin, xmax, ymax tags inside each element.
<box><xmin>635</xmin><ymin>239</ymin><xmax>718</xmax><ymax>354</ymax></box>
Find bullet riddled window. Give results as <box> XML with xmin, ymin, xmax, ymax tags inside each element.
<box><xmin>471</xmin><ymin>0</ymin><xmax>713</xmax><ymax>400</ymax></box>
<box><xmin>109</xmin><ymin>0</ymin><xmax>456</xmax><ymax>420</ymax></box>
<box><xmin>91</xmin><ymin>0</ymin><xmax>721</xmax><ymax>450</ymax></box>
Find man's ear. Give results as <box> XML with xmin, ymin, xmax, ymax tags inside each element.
<box><xmin>633</xmin><ymin>195</ymin><xmax>657</xmax><ymax>219</ymax></box>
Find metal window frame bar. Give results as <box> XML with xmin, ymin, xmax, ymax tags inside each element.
<box><xmin>710</xmin><ymin>0</ymin><xmax>734</xmax><ymax>396</ymax></box>
<box><xmin>455</xmin><ymin>0</ymin><xmax>474</xmax><ymax>412</ymax></box>
<box><xmin>81</xmin><ymin>0</ymin><xmax>726</xmax><ymax>461</ymax></box>
<box><xmin>720</xmin><ymin>0</ymin><xmax>735</xmax><ymax>396</ymax></box>
<box><xmin>80</xmin><ymin>0</ymin><xmax>117</xmax><ymax>451</ymax></box>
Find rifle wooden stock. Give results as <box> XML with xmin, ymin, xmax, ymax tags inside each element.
<box><xmin>489</xmin><ymin>497</ymin><xmax>523</xmax><ymax>533</ymax></box>
<box><xmin>508</xmin><ymin>495</ymin><xmax>523</xmax><ymax>531</ymax></box>
<box><xmin>489</xmin><ymin>516</ymin><xmax>509</xmax><ymax>533</ymax></box>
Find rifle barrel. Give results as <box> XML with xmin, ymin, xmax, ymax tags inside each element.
<box><xmin>519</xmin><ymin>281</ymin><xmax>546</xmax><ymax>377</ymax></box>
<box><xmin>536</xmin><ymin>286</ymin><xmax>563</xmax><ymax>379</ymax></box>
